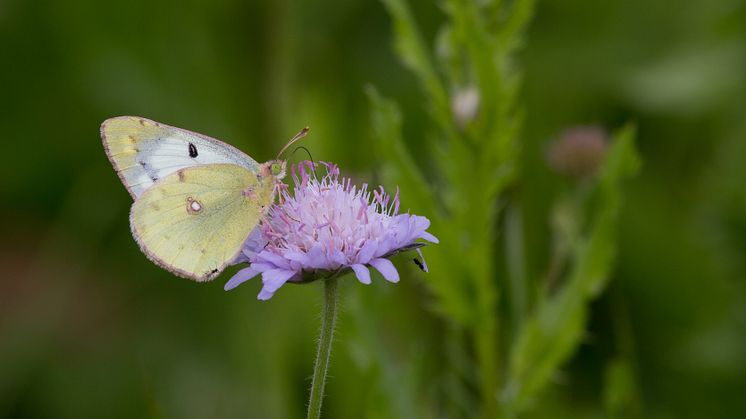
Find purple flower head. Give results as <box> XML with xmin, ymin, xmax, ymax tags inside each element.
<box><xmin>224</xmin><ymin>161</ymin><xmax>438</xmax><ymax>300</ymax></box>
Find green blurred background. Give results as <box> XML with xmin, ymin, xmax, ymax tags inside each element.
<box><xmin>1</xmin><ymin>0</ymin><xmax>745</xmax><ymax>418</ymax></box>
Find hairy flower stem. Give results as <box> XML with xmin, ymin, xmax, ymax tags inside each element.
<box><xmin>306</xmin><ymin>278</ymin><xmax>339</xmax><ymax>419</ymax></box>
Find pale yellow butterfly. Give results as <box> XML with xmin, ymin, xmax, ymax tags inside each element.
<box><xmin>101</xmin><ymin>116</ymin><xmax>307</xmax><ymax>281</ymax></box>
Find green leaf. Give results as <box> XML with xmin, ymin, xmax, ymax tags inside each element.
<box><xmin>379</xmin><ymin>0</ymin><xmax>451</xmax><ymax>127</ymax></box>
<box><xmin>503</xmin><ymin>124</ymin><xmax>640</xmax><ymax>413</ymax></box>
<box><xmin>497</xmin><ymin>0</ymin><xmax>537</xmax><ymax>53</ymax></box>
<box><xmin>366</xmin><ymin>86</ymin><xmax>473</xmax><ymax>325</ymax></box>
<box><xmin>365</xmin><ymin>85</ymin><xmax>433</xmax><ymax>216</ymax></box>
<box><xmin>603</xmin><ymin>357</ymin><xmax>642</xmax><ymax>419</ymax></box>
<box><xmin>443</xmin><ymin>0</ymin><xmax>500</xmax><ymax>138</ymax></box>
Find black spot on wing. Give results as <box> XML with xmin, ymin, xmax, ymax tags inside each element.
<box><xmin>189</xmin><ymin>143</ymin><xmax>198</xmax><ymax>158</ymax></box>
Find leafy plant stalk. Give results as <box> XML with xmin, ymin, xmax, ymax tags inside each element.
<box><xmin>373</xmin><ymin>0</ymin><xmax>534</xmax><ymax>415</ymax></box>
<box><xmin>373</xmin><ymin>0</ymin><xmax>638</xmax><ymax>416</ymax></box>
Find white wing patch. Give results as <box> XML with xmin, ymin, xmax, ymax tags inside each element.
<box><xmin>102</xmin><ymin>116</ymin><xmax>261</xmax><ymax>198</ymax></box>
<box><xmin>131</xmin><ymin>136</ymin><xmax>256</xmax><ymax>195</ymax></box>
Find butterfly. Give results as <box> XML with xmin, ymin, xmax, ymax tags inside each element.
<box><xmin>101</xmin><ymin>116</ymin><xmax>307</xmax><ymax>282</ymax></box>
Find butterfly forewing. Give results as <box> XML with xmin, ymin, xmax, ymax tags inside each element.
<box><xmin>130</xmin><ymin>164</ymin><xmax>270</xmax><ymax>281</ymax></box>
<box><xmin>102</xmin><ymin>116</ymin><xmax>260</xmax><ymax>198</ymax></box>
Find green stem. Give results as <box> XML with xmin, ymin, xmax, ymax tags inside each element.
<box><xmin>506</xmin><ymin>203</ymin><xmax>527</xmax><ymax>333</ymax></box>
<box><xmin>476</xmin><ymin>318</ymin><xmax>501</xmax><ymax>418</ymax></box>
<box><xmin>306</xmin><ymin>278</ymin><xmax>339</xmax><ymax>419</ymax></box>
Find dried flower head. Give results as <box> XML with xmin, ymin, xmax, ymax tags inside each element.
<box><xmin>225</xmin><ymin>161</ymin><xmax>438</xmax><ymax>300</ymax></box>
<box><xmin>547</xmin><ymin>126</ymin><xmax>609</xmax><ymax>178</ymax></box>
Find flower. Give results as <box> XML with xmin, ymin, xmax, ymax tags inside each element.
<box><xmin>224</xmin><ymin>161</ymin><xmax>438</xmax><ymax>300</ymax></box>
<box><xmin>546</xmin><ymin>126</ymin><xmax>608</xmax><ymax>178</ymax></box>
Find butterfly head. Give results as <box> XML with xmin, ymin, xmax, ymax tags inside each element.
<box><xmin>271</xmin><ymin>160</ymin><xmax>286</xmax><ymax>178</ymax></box>
<box><xmin>261</xmin><ymin>159</ymin><xmax>287</xmax><ymax>181</ymax></box>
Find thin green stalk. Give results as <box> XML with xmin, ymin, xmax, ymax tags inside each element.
<box><xmin>506</xmin><ymin>203</ymin><xmax>527</xmax><ymax>333</ymax></box>
<box><xmin>475</xmin><ymin>313</ymin><xmax>500</xmax><ymax>418</ymax></box>
<box><xmin>306</xmin><ymin>278</ymin><xmax>340</xmax><ymax>419</ymax></box>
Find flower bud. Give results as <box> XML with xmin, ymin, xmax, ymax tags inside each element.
<box><xmin>546</xmin><ymin>126</ymin><xmax>608</xmax><ymax>178</ymax></box>
<box><xmin>452</xmin><ymin>86</ymin><xmax>480</xmax><ymax>130</ymax></box>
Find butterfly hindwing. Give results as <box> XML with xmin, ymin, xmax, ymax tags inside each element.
<box><xmin>101</xmin><ymin>116</ymin><xmax>260</xmax><ymax>198</ymax></box>
<box><xmin>130</xmin><ymin>164</ymin><xmax>274</xmax><ymax>281</ymax></box>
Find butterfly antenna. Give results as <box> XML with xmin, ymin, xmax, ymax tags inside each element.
<box><xmin>277</xmin><ymin>126</ymin><xmax>310</xmax><ymax>160</ymax></box>
<box><xmin>289</xmin><ymin>145</ymin><xmax>319</xmax><ymax>178</ymax></box>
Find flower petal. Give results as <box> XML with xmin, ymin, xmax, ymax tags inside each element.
<box><xmin>305</xmin><ymin>246</ymin><xmax>331</xmax><ymax>270</ymax></box>
<box><xmin>231</xmin><ymin>252</ymin><xmax>250</xmax><ymax>264</ymax></box>
<box><xmin>256</xmin><ymin>251</ymin><xmax>292</xmax><ymax>269</ymax></box>
<box><xmin>328</xmin><ymin>249</ymin><xmax>347</xmax><ymax>267</ymax></box>
<box><xmin>257</xmin><ymin>269</ymin><xmax>297</xmax><ymax>300</ymax></box>
<box><xmin>375</xmin><ymin>235</ymin><xmax>397</xmax><ymax>256</ymax></box>
<box><xmin>247</xmin><ymin>262</ymin><xmax>274</xmax><ymax>272</ymax></box>
<box><xmin>258</xmin><ymin>288</ymin><xmax>277</xmax><ymax>301</ymax></box>
<box><xmin>224</xmin><ymin>266</ymin><xmax>260</xmax><ymax>291</ymax></box>
<box><xmin>356</xmin><ymin>240</ymin><xmax>378</xmax><ymax>264</ymax></box>
<box><xmin>238</xmin><ymin>227</ymin><xmax>267</xmax><ymax>260</ymax></box>
<box><xmin>284</xmin><ymin>250</ymin><xmax>310</xmax><ymax>264</ymax></box>
<box><xmin>420</xmin><ymin>232</ymin><xmax>439</xmax><ymax>244</ymax></box>
<box><xmin>369</xmin><ymin>258</ymin><xmax>400</xmax><ymax>283</ymax></box>
<box><xmin>411</xmin><ymin>215</ymin><xmax>431</xmax><ymax>231</ymax></box>
<box><xmin>390</xmin><ymin>214</ymin><xmax>414</xmax><ymax>244</ymax></box>
<box><xmin>351</xmin><ymin>264</ymin><xmax>371</xmax><ymax>284</ymax></box>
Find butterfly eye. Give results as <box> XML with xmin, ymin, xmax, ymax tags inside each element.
<box><xmin>271</xmin><ymin>163</ymin><xmax>282</xmax><ymax>176</ymax></box>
